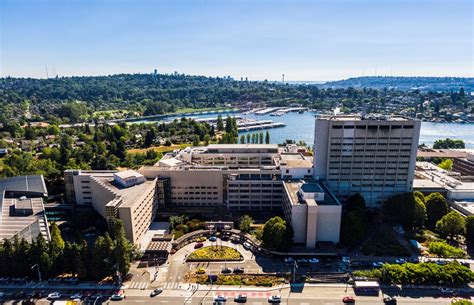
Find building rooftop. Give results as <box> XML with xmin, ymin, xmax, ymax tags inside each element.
<box><xmin>0</xmin><ymin>175</ymin><xmax>50</xmax><ymax>242</ymax></box>
<box><xmin>207</xmin><ymin>144</ymin><xmax>278</xmax><ymax>150</ymax></box>
<box><xmin>97</xmin><ymin>177</ymin><xmax>156</xmax><ymax>208</ymax></box>
<box><xmin>0</xmin><ymin>175</ymin><xmax>47</xmax><ymax>195</ymax></box>
<box><xmin>283</xmin><ymin>180</ymin><xmax>339</xmax><ymax>206</ymax></box>
<box><xmin>318</xmin><ymin>114</ymin><xmax>413</xmax><ymax>122</ymax></box>
<box><xmin>114</xmin><ymin>170</ymin><xmax>144</xmax><ymax>180</ymax></box>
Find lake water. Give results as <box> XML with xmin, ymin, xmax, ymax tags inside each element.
<box><xmin>156</xmin><ymin>111</ymin><xmax>474</xmax><ymax>148</ymax></box>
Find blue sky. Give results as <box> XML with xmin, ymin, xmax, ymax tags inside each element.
<box><xmin>0</xmin><ymin>0</ymin><xmax>472</xmax><ymax>81</ymax></box>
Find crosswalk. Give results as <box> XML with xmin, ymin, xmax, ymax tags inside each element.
<box><xmin>127</xmin><ymin>281</ymin><xmax>149</xmax><ymax>289</ymax></box>
<box><xmin>163</xmin><ymin>282</ymin><xmax>181</xmax><ymax>290</ymax></box>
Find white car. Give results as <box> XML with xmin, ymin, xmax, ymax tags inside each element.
<box><xmin>214</xmin><ymin>294</ymin><xmax>227</xmax><ymax>302</ymax></box>
<box><xmin>243</xmin><ymin>242</ymin><xmax>251</xmax><ymax>250</ymax></box>
<box><xmin>268</xmin><ymin>295</ymin><xmax>281</xmax><ymax>303</ymax></box>
<box><xmin>47</xmin><ymin>292</ymin><xmax>61</xmax><ymax>300</ymax></box>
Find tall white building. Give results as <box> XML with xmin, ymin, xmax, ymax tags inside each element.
<box><xmin>314</xmin><ymin>115</ymin><xmax>421</xmax><ymax>206</ymax></box>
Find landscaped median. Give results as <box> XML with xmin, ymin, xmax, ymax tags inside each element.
<box><xmin>352</xmin><ymin>261</ymin><xmax>474</xmax><ymax>286</ymax></box>
<box><xmin>186</xmin><ymin>246</ymin><xmax>243</xmax><ymax>262</ymax></box>
<box><xmin>192</xmin><ymin>274</ymin><xmax>286</xmax><ymax>287</ymax></box>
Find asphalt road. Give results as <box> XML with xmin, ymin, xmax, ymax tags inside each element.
<box><xmin>0</xmin><ymin>285</ymin><xmax>468</xmax><ymax>305</ymax></box>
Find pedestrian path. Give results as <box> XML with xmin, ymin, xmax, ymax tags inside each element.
<box><xmin>163</xmin><ymin>282</ymin><xmax>181</xmax><ymax>290</ymax></box>
<box><xmin>126</xmin><ymin>281</ymin><xmax>149</xmax><ymax>290</ymax></box>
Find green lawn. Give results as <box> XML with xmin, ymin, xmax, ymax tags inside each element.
<box><xmin>187</xmin><ymin>246</ymin><xmax>242</xmax><ymax>261</ymax></box>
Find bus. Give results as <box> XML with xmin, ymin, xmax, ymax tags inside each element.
<box><xmin>353</xmin><ymin>281</ymin><xmax>380</xmax><ymax>296</ymax></box>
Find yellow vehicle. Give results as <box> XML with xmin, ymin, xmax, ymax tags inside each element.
<box><xmin>196</xmin><ymin>237</ymin><xmax>207</xmax><ymax>242</ymax></box>
<box><xmin>196</xmin><ymin>267</ymin><xmax>206</xmax><ymax>274</ymax></box>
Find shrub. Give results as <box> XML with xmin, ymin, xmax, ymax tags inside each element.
<box><xmin>428</xmin><ymin>241</ymin><xmax>466</xmax><ymax>258</ymax></box>
<box><xmin>352</xmin><ymin>262</ymin><xmax>473</xmax><ymax>286</ymax></box>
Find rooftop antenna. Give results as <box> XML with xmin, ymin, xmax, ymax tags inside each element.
<box><xmin>282</xmin><ymin>74</ymin><xmax>285</xmax><ymax>83</ymax></box>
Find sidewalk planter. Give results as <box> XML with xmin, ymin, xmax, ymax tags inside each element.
<box><xmin>186</xmin><ymin>246</ymin><xmax>243</xmax><ymax>262</ymax></box>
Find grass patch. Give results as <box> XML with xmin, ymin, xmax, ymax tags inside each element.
<box><xmin>362</xmin><ymin>228</ymin><xmax>410</xmax><ymax>257</ymax></box>
<box><xmin>187</xmin><ymin>246</ymin><xmax>242</xmax><ymax>261</ymax></box>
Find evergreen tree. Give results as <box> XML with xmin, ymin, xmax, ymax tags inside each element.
<box><xmin>259</xmin><ymin>132</ymin><xmax>264</xmax><ymax>144</ymax></box>
<box><xmin>265</xmin><ymin>131</ymin><xmax>270</xmax><ymax>144</ymax></box>
<box><xmin>216</xmin><ymin>115</ymin><xmax>224</xmax><ymax>132</ymax></box>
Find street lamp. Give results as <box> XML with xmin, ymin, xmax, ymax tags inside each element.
<box><xmin>31</xmin><ymin>264</ymin><xmax>42</xmax><ymax>282</ymax></box>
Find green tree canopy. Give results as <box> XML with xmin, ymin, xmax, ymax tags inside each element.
<box><xmin>262</xmin><ymin>216</ymin><xmax>293</xmax><ymax>251</ymax></box>
<box><xmin>465</xmin><ymin>215</ymin><xmax>474</xmax><ymax>243</ymax></box>
<box><xmin>239</xmin><ymin>215</ymin><xmax>254</xmax><ymax>234</ymax></box>
<box><xmin>438</xmin><ymin>159</ymin><xmax>453</xmax><ymax>171</ymax></box>
<box><xmin>383</xmin><ymin>192</ymin><xmax>426</xmax><ymax>229</ymax></box>
<box><xmin>436</xmin><ymin>211</ymin><xmax>466</xmax><ymax>239</ymax></box>
<box><xmin>425</xmin><ymin>192</ymin><xmax>449</xmax><ymax>226</ymax></box>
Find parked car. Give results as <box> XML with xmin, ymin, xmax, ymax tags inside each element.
<box><xmin>194</xmin><ymin>242</ymin><xmax>204</xmax><ymax>249</ymax></box>
<box><xmin>221</xmin><ymin>235</ymin><xmax>230</xmax><ymax>241</ymax></box>
<box><xmin>243</xmin><ymin>242</ymin><xmax>251</xmax><ymax>250</ymax></box>
<box><xmin>110</xmin><ymin>290</ymin><xmax>124</xmax><ymax>301</ymax></box>
<box><xmin>196</xmin><ymin>237</ymin><xmax>207</xmax><ymax>242</ymax></box>
<box><xmin>309</xmin><ymin>258</ymin><xmax>319</xmax><ymax>264</ymax></box>
<box><xmin>285</xmin><ymin>257</ymin><xmax>294</xmax><ymax>264</ymax></box>
<box><xmin>209</xmin><ymin>236</ymin><xmax>217</xmax><ymax>242</ymax></box>
<box><xmin>70</xmin><ymin>292</ymin><xmax>82</xmax><ymax>300</ymax></box>
<box><xmin>341</xmin><ymin>256</ymin><xmax>350</xmax><ymax>263</ymax></box>
<box><xmin>47</xmin><ymin>292</ymin><xmax>61</xmax><ymax>300</ymax></box>
<box><xmin>372</xmin><ymin>262</ymin><xmax>384</xmax><ymax>268</ymax></box>
<box><xmin>342</xmin><ymin>296</ymin><xmax>356</xmax><ymax>303</ymax></box>
<box><xmin>268</xmin><ymin>295</ymin><xmax>281</xmax><ymax>303</ymax></box>
<box><xmin>221</xmin><ymin>267</ymin><xmax>232</xmax><ymax>274</ymax></box>
<box><xmin>150</xmin><ymin>288</ymin><xmax>163</xmax><ymax>297</ymax></box>
<box><xmin>196</xmin><ymin>267</ymin><xmax>206</xmax><ymax>274</ymax></box>
<box><xmin>233</xmin><ymin>267</ymin><xmax>244</xmax><ymax>274</ymax></box>
<box><xmin>440</xmin><ymin>287</ymin><xmax>453</xmax><ymax>294</ymax></box>
<box><xmin>383</xmin><ymin>296</ymin><xmax>397</xmax><ymax>304</ymax></box>
<box><xmin>214</xmin><ymin>294</ymin><xmax>227</xmax><ymax>302</ymax></box>
<box><xmin>394</xmin><ymin>258</ymin><xmax>407</xmax><ymax>264</ymax></box>
<box><xmin>297</xmin><ymin>258</ymin><xmax>308</xmax><ymax>265</ymax></box>
<box><xmin>234</xmin><ymin>294</ymin><xmax>247</xmax><ymax>303</ymax></box>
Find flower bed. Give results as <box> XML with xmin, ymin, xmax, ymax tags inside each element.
<box><xmin>187</xmin><ymin>246</ymin><xmax>243</xmax><ymax>261</ymax></box>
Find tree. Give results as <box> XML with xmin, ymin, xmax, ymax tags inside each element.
<box><xmin>204</xmin><ymin>134</ymin><xmax>211</xmax><ymax>146</ymax></box>
<box><xmin>50</xmin><ymin>222</ymin><xmax>65</xmax><ymax>252</ymax></box>
<box><xmin>262</xmin><ymin>216</ymin><xmax>293</xmax><ymax>251</ymax></box>
<box><xmin>144</xmin><ymin>129</ymin><xmax>156</xmax><ymax>147</ymax></box>
<box><xmin>259</xmin><ymin>132</ymin><xmax>264</xmax><ymax>144</ymax></box>
<box><xmin>383</xmin><ymin>192</ymin><xmax>426</xmax><ymax>229</ymax></box>
<box><xmin>466</xmin><ymin>216</ymin><xmax>474</xmax><ymax>243</ymax></box>
<box><xmin>239</xmin><ymin>215</ymin><xmax>254</xmax><ymax>233</ymax></box>
<box><xmin>246</xmin><ymin>133</ymin><xmax>251</xmax><ymax>144</ymax></box>
<box><xmin>436</xmin><ymin>211</ymin><xmax>466</xmax><ymax>239</ymax></box>
<box><xmin>113</xmin><ymin>220</ymin><xmax>135</xmax><ymax>277</ymax></box>
<box><xmin>216</xmin><ymin>115</ymin><xmax>224</xmax><ymax>132</ymax></box>
<box><xmin>425</xmin><ymin>192</ymin><xmax>449</xmax><ymax>226</ymax></box>
<box><xmin>340</xmin><ymin>211</ymin><xmax>366</xmax><ymax>247</ymax></box>
<box><xmin>433</xmin><ymin>138</ymin><xmax>465</xmax><ymax>149</ymax></box>
<box><xmin>265</xmin><ymin>131</ymin><xmax>270</xmax><ymax>144</ymax></box>
<box><xmin>240</xmin><ymin>135</ymin><xmax>245</xmax><ymax>144</ymax></box>
<box><xmin>192</xmin><ymin>135</ymin><xmax>200</xmax><ymax>146</ymax></box>
<box><xmin>438</xmin><ymin>159</ymin><xmax>453</xmax><ymax>171</ymax></box>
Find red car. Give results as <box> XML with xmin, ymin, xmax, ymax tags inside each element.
<box><xmin>194</xmin><ymin>242</ymin><xmax>204</xmax><ymax>249</ymax></box>
<box><xmin>343</xmin><ymin>296</ymin><xmax>355</xmax><ymax>303</ymax></box>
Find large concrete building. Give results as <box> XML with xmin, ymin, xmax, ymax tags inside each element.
<box><xmin>314</xmin><ymin>115</ymin><xmax>421</xmax><ymax>206</ymax></box>
<box><xmin>140</xmin><ymin>144</ymin><xmax>341</xmax><ymax>246</ymax></box>
<box><xmin>0</xmin><ymin>175</ymin><xmax>50</xmax><ymax>242</ymax></box>
<box><xmin>65</xmin><ymin>170</ymin><xmax>158</xmax><ymax>246</ymax></box>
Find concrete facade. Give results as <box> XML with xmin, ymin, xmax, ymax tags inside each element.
<box><xmin>314</xmin><ymin>115</ymin><xmax>421</xmax><ymax>206</ymax></box>
<box><xmin>64</xmin><ymin>170</ymin><xmax>158</xmax><ymax>246</ymax></box>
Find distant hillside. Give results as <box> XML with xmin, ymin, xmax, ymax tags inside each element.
<box><xmin>322</xmin><ymin>76</ymin><xmax>474</xmax><ymax>92</ymax></box>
